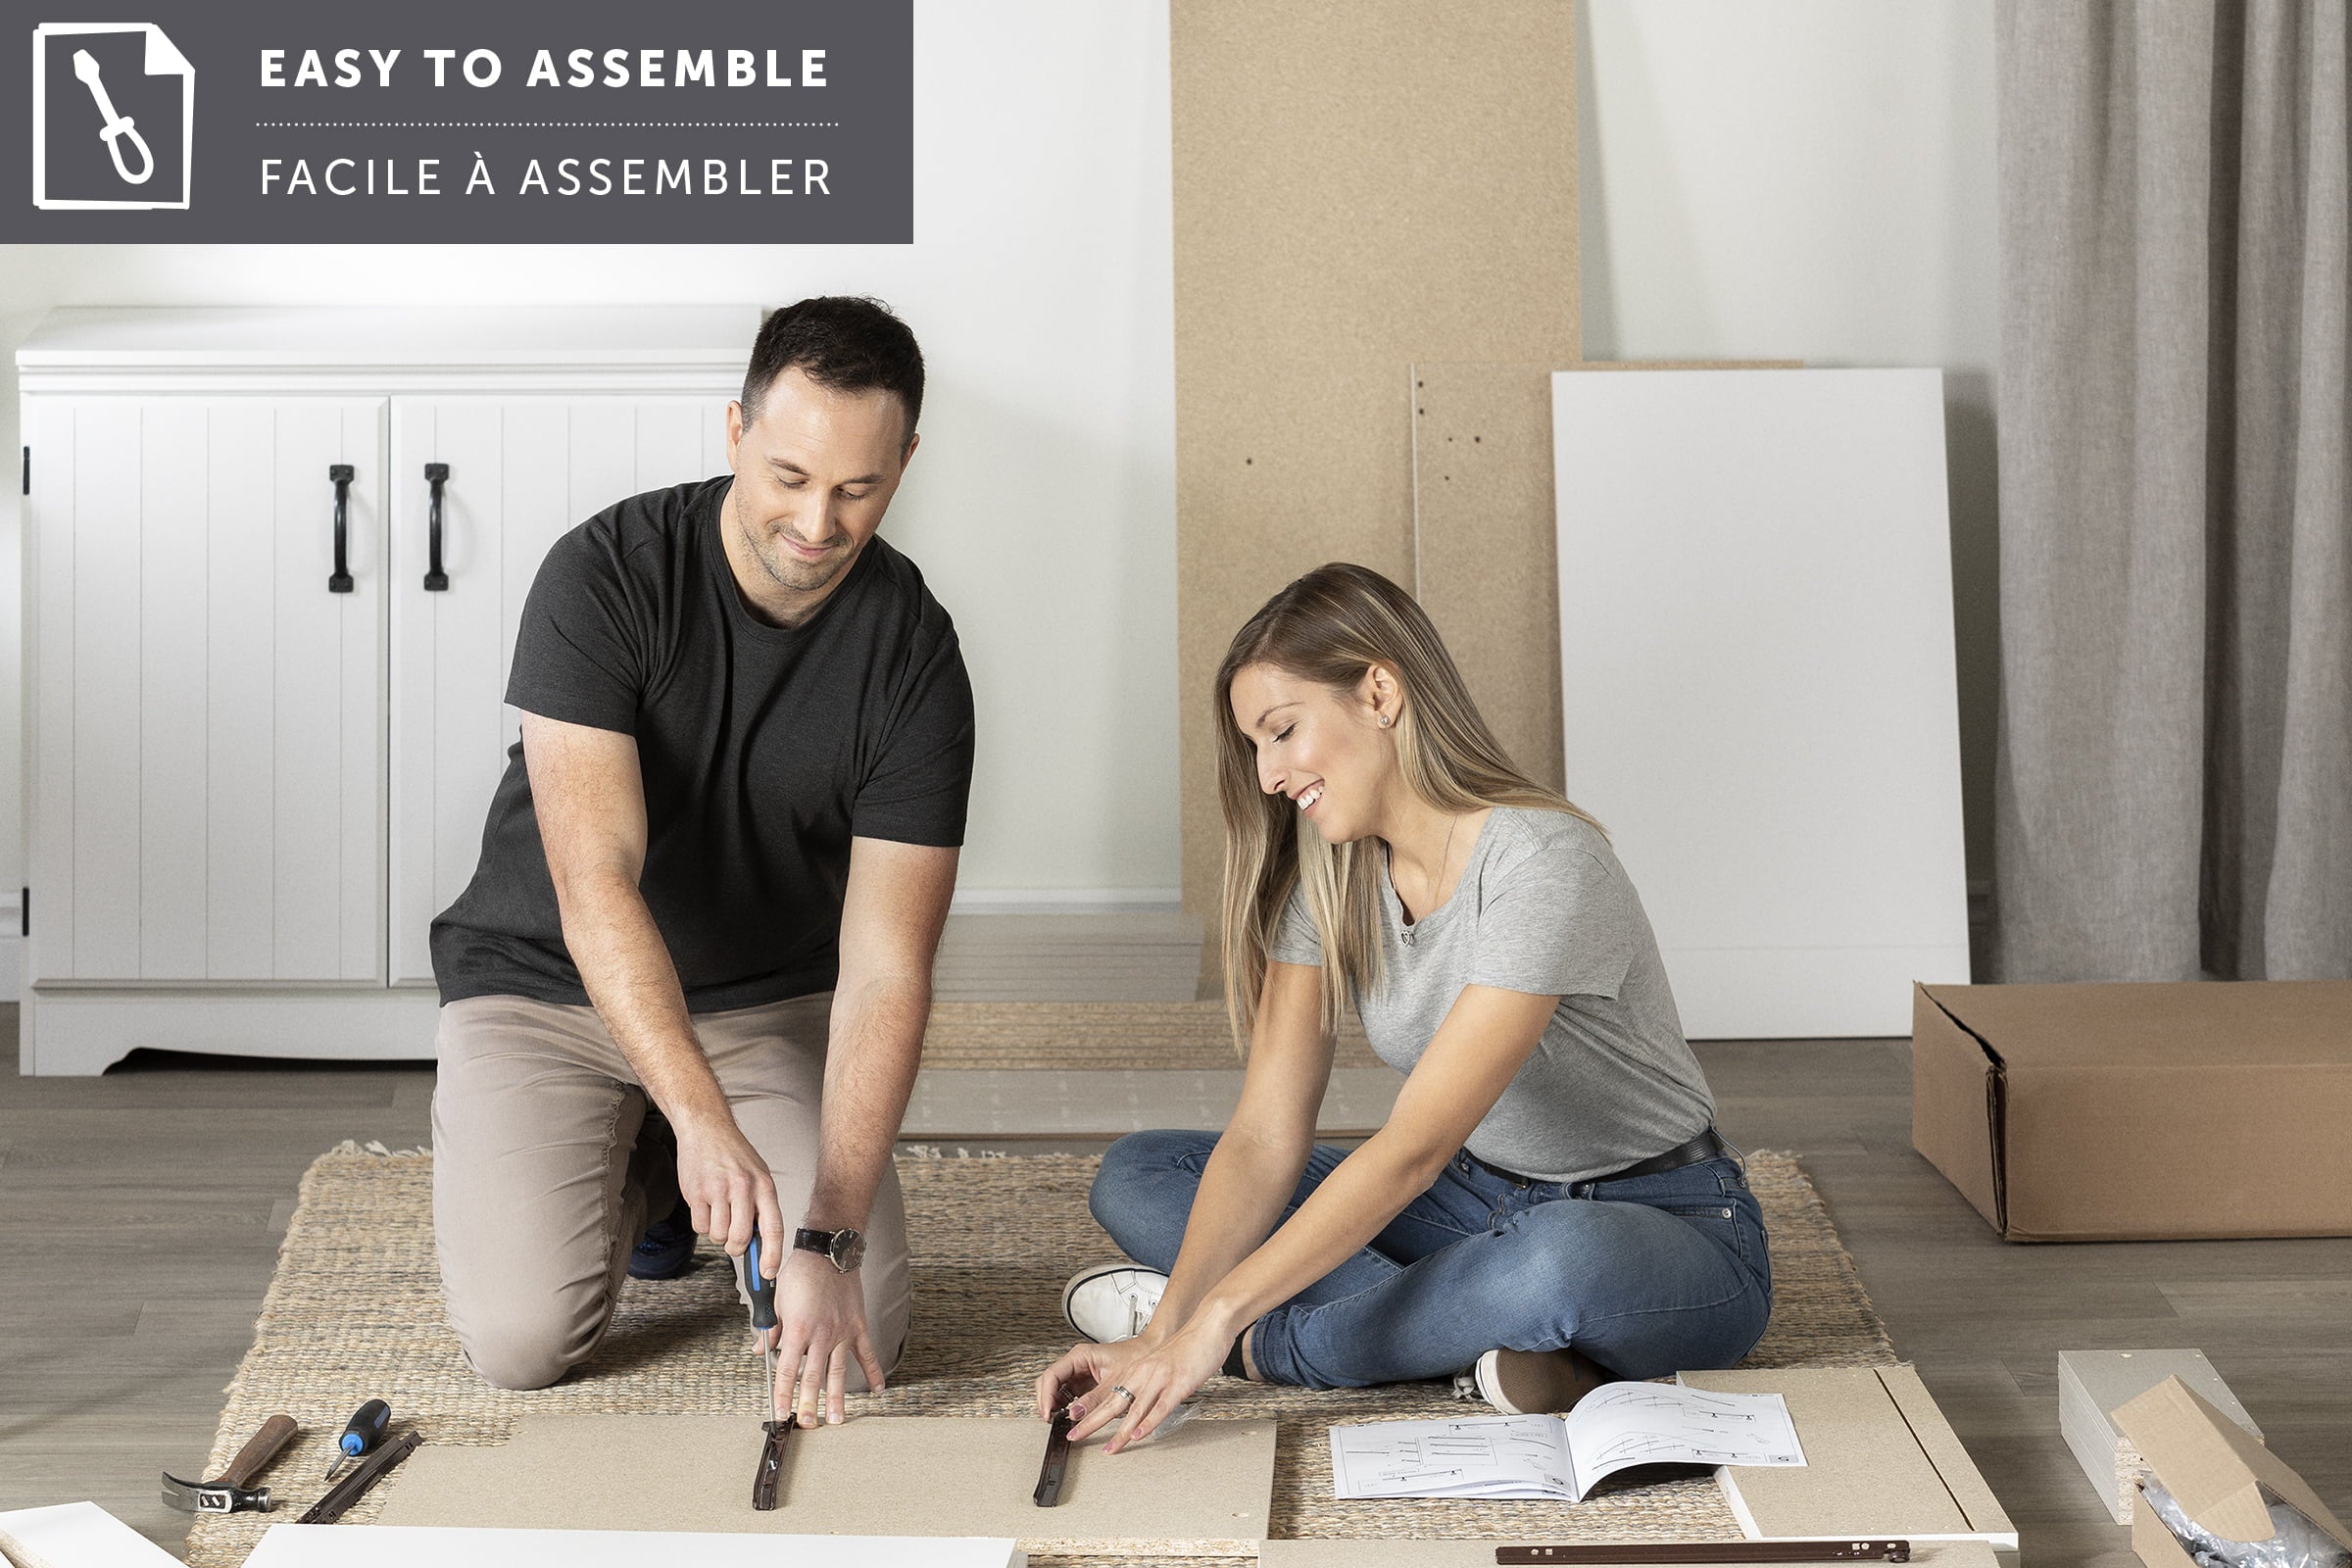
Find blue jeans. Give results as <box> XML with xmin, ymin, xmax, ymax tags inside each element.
<box><xmin>1088</xmin><ymin>1129</ymin><xmax>1774</xmax><ymax>1390</ymax></box>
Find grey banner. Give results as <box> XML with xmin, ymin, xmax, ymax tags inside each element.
<box><xmin>4</xmin><ymin>0</ymin><xmax>910</xmax><ymax>241</ymax></box>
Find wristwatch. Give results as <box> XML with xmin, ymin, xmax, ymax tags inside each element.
<box><xmin>793</xmin><ymin>1226</ymin><xmax>865</xmax><ymax>1273</ymax></box>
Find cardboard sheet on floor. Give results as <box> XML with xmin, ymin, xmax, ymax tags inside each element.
<box><xmin>1550</xmin><ymin>368</ymin><xmax>1969</xmax><ymax>1038</ymax></box>
<box><xmin>1257</xmin><ymin>1542</ymin><xmax>2001</xmax><ymax>1568</ymax></box>
<box><xmin>1410</xmin><ymin>361</ymin><xmax>1798</xmax><ymax>792</ymax></box>
<box><xmin>0</xmin><ymin>1502</ymin><xmax>184</xmax><ymax>1568</ymax></box>
<box><xmin>1677</xmin><ymin>1367</ymin><xmax>2014</xmax><ymax>1548</ymax></box>
<box><xmin>243</xmin><ymin>1525</ymin><xmax>1022</xmax><ymax>1568</ymax></box>
<box><xmin>1171</xmin><ymin>1</ymin><xmax>1582</xmax><ymax>925</ymax></box>
<box><xmin>372</xmin><ymin>1413</ymin><xmax>1274</xmax><ymax>1555</ymax></box>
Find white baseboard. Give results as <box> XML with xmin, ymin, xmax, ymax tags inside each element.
<box><xmin>948</xmin><ymin>888</ymin><xmax>1184</xmax><ymax>915</ymax></box>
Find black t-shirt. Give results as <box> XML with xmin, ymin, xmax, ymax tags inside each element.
<box><xmin>429</xmin><ymin>475</ymin><xmax>976</xmax><ymax>1011</ymax></box>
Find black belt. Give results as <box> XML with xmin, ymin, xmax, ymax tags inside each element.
<box><xmin>1469</xmin><ymin>1126</ymin><xmax>1733</xmax><ymax>1189</ymax></box>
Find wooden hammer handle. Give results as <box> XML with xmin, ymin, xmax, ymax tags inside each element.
<box><xmin>219</xmin><ymin>1414</ymin><xmax>299</xmax><ymax>1489</ymax></box>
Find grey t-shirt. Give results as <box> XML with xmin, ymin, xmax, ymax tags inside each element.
<box><xmin>1271</xmin><ymin>806</ymin><xmax>1713</xmax><ymax>1183</ymax></box>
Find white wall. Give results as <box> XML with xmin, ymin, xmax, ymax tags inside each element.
<box><xmin>1</xmin><ymin>4</ymin><xmax>2000</xmax><ymax>934</ymax></box>
<box><xmin>1577</xmin><ymin>0</ymin><xmax>2001</xmax><ymax>900</ymax></box>
<box><xmin>0</xmin><ymin>0</ymin><xmax>1180</xmax><ymax>908</ymax></box>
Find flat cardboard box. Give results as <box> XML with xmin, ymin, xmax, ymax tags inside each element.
<box><xmin>2113</xmin><ymin>1376</ymin><xmax>2350</xmax><ymax>1568</ymax></box>
<box><xmin>1676</xmin><ymin>1367</ymin><xmax>2015</xmax><ymax>1548</ymax></box>
<box><xmin>2056</xmin><ymin>1349</ymin><xmax>2261</xmax><ymax>1524</ymax></box>
<box><xmin>1911</xmin><ymin>980</ymin><xmax>2352</xmax><ymax>1241</ymax></box>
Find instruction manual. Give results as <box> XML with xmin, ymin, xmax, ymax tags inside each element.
<box><xmin>1329</xmin><ymin>1383</ymin><xmax>1805</xmax><ymax>1501</ymax></box>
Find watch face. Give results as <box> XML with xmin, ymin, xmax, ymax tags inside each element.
<box><xmin>832</xmin><ymin>1229</ymin><xmax>865</xmax><ymax>1272</ymax></box>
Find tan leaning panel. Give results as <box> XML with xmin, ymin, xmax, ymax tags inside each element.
<box><xmin>1410</xmin><ymin>361</ymin><xmax>1801</xmax><ymax>792</ymax></box>
<box><xmin>1172</xmin><ymin>1</ymin><xmax>1584</xmax><ymax>943</ymax></box>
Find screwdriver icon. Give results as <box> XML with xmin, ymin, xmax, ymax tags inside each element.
<box><xmin>70</xmin><ymin>48</ymin><xmax>156</xmax><ymax>185</ymax></box>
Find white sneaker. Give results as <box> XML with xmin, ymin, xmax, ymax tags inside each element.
<box><xmin>1451</xmin><ymin>1346</ymin><xmax>1611</xmax><ymax>1414</ymax></box>
<box><xmin>1061</xmin><ymin>1263</ymin><xmax>1170</xmax><ymax>1344</ymax></box>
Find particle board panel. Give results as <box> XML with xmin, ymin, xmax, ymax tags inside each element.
<box><xmin>0</xmin><ymin>1501</ymin><xmax>185</xmax><ymax>1568</ymax></box>
<box><xmin>1410</xmin><ymin>361</ymin><xmax>1800</xmax><ymax>792</ymax></box>
<box><xmin>1679</xmin><ymin>1367</ymin><xmax>2016</xmax><ymax>1548</ymax></box>
<box><xmin>1171</xmin><ymin>0</ymin><xmax>1583</xmax><ymax>925</ymax></box>
<box><xmin>244</xmin><ymin>1526</ymin><xmax>1019</xmax><ymax>1568</ymax></box>
<box><xmin>374</xmin><ymin>1412</ymin><xmax>1275</xmax><ymax>1556</ymax></box>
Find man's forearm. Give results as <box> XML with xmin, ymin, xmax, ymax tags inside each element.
<box><xmin>558</xmin><ymin>866</ymin><xmax>725</xmax><ymax>1124</ymax></box>
<box><xmin>806</xmin><ymin>972</ymin><xmax>930</xmax><ymax>1229</ymax></box>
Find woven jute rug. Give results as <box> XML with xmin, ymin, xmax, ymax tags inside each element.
<box><xmin>919</xmin><ymin>1001</ymin><xmax>1381</xmax><ymax>1070</ymax></box>
<box><xmin>185</xmin><ymin>1146</ymin><xmax>1893</xmax><ymax>1568</ymax></box>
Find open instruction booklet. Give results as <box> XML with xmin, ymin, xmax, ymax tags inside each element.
<box><xmin>1330</xmin><ymin>1382</ymin><xmax>1806</xmax><ymax>1501</ymax></box>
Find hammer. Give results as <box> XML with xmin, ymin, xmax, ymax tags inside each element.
<box><xmin>161</xmin><ymin>1414</ymin><xmax>299</xmax><ymax>1514</ymax></box>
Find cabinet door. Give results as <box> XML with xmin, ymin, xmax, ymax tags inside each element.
<box><xmin>24</xmin><ymin>396</ymin><xmax>388</xmax><ymax>984</ymax></box>
<box><xmin>387</xmin><ymin>398</ymin><xmax>731</xmax><ymax>986</ymax></box>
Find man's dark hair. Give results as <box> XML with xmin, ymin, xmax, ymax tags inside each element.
<box><xmin>741</xmin><ymin>295</ymin><xmax>924</xmax><ymax>442</ymax></box>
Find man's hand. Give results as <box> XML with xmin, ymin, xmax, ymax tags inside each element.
<box><xmin>762</xmin><ymin>1247</ymin><xmax>887</xmax><ymax>1425</ymax></box>
<box><xmin>674</xmin><ymin>1112</ymin><xmax>785</xmax><ymax>1264</ymax></box>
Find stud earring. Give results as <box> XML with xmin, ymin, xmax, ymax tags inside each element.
<box><xmin>1379</xmin><ymin>715</ymin><xmax>1393</xmax><ymax>728</ymax></box>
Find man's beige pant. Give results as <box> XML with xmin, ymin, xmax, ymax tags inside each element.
<box><xmin>430</xmin><ymin>992</ymin><xmax>911</xmax><ymax>1392</ymax></box>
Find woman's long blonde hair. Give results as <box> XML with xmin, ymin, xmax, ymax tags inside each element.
<box><xmin>1215</xmin><ymin>564</ymin><xmax>1604</xmax><ymax>1049</ymax></box>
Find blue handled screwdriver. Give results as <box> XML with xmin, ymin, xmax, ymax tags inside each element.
<box><xmin>323</xmin><ymin>1398</ymin><xmax>390</xmax><ymax>1481</ymax></box>
<box><xmin>740</xmin><ymin>1233</ymin><xmax>779</xmax><ymax>1417</ymax></box>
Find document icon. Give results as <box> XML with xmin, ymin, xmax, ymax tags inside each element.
<box><xmin>32</xmin><ymin>23</ymin><xmax>194</xmax><ymax>210</ymax></box>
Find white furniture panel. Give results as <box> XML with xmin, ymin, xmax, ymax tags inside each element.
<box><xmin>19</xmin><ymin>306</ymin><xmax>751</xmax><ymax>1072</ymax></box>
<box><xmin>25</xmin><ymin>395</ymin><xmax>387</xmax><ymax>985</ymax></box>
<box><xmin>1551</xmin><ymin>368</ymin><xmax>1969</xmax><ymax>1038</ymax></box>
<box><xmin>137</xmin><ymin>404</ymin><xmax>210</xmax><ymax>979</ymax></box>
<box><xmin>386</xmin><ymin>398</ymin><xmax>732</xmax><ymax>987</ymax></box>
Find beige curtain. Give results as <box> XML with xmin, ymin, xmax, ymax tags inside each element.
<box><xmin>1993</xmin><ymin>0</ymin><xmax>2349</xmax><ymax>982</ymax></box>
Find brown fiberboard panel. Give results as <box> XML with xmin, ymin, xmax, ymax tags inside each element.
<box><xmin>1410</xmin><ymin>362</ymin><xmax>1800</xmax><ymax>793</ymax></box>
<box><xmin>374</xmin><ymin>1413</ymin><xmax>1275</xmax><ymax>1556</ymax></box>
<box><xmin>1172</xmin><ymin>1</ymin><xmax>1583</xmax><ymax>930</ymax></box>
<box><xmin>1258</xmin><ymin>1543</ymin><xmax>2002</xmax><ymax>1568</ymax></box>
<box><xmin>1676</xmin><ymin>1368</ymin><xmax>2014</xmax><ymax>1545</ymax></box>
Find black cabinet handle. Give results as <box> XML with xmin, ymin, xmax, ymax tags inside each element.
<box><xmin>327</xmin><ymin>465</ymin><xmax>355</xmax><ymax>593</ymax></box>
<box><xmin>423</xmin><ymin>463</ymin><xmax>450</xmax><ymax>591</ymax></box>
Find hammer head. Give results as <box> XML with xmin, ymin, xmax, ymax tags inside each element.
<box><xmin>160</xmin><ymin>1471</ymin><xmax>271</xmax><ymax>1514</ymax></box>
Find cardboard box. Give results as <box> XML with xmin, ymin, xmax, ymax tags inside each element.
<box><xmin>2113</xmin><ymin>1376</ymin><xmax>2350</xmax><ymax>1568</ymax></box>
<box><xmin>1911</xmin><ymin>980</ymin><xmax>2352</xmax><ymax>1241</ymax></box>
<box><xmin>2057</xmin><ymin>1349</ymin><xmax>2261</xmax><ymax>1524</ymax></box>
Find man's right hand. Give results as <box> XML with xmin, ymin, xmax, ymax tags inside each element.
<box><xmin>673</xmin><ymin>1110</ymin><xmax>786</xmax><ymax>1268</ymax></box>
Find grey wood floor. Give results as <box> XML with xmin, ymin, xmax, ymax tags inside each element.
<box><xmin>2</xmin><ymin>915</ymin><xmax>2345</xmax><ymax>1564</ymax></box>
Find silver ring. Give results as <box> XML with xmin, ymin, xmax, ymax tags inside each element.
<box><xmin>1109</xmin><ymin>1385</ymin><xmax>1135</xmax><ymax>1401</ymax></box>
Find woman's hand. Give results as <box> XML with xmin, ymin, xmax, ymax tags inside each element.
<box><xmin>1051</xmin><ymin>1319</ymin><xmax>1235</xmax><ymax>1453</ymax></box>
<box><xmin>1035</xmin><ymin>1335</ymin><xmax>1155</xmax><ymax>1422</ymax></box>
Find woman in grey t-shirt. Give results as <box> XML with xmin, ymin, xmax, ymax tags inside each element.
<box><xmin>1037</xmin><ymin>564</ymin><xmax>1771</xmax><ymax>1451</ymax></box>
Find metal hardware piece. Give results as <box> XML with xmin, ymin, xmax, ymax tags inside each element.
<box><xmin>752</xmin><ymin>1418</ymin><xmax>792</xmax><ymax>1511</ymax></box>
<box><xmin>422</xmin><ymin>463</ymin><xmax>450</xmax><ymax>590</ymax></box>
<box><xmin>1034</xmin><ymin>1388</ymin><xmax>1076</xmax><ymax>1507</ymax></box>
<box><xmin>298</xmin><ymin>1428</ymin><xmax>420</xmax><ymax>1524</ymax></box>
<box><xmin>1497</xmin><ymin>1543</ymin><xmax>1911</xmax><ymax>1565</ymax></box>
<box><xmin>327</xmin><ymin>464</ymin><xmax>356</xmax><ymax>593</ymax></box>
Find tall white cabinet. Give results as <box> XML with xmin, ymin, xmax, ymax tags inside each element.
<box><xmin>18</xmin><ymin>309</ymin><xmax>750</xmax><ymax>1073</ymax></box>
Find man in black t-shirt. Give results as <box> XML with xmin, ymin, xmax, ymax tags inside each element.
<box><xmin>428</xmin><ymin>298</ymin><xmax>974</xmax><ymax>1426</ymax></box>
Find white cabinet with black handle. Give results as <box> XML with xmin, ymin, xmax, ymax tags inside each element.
<box><xmin>17</xmin><ymin>307</ymin><xmax>748</xmax><ymax>1072</ymax></box>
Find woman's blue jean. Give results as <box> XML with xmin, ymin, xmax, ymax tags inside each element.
<box><xmin>1087</xmin><ymin>1129</ymin><xmax>1774</xmax><ymax>1390</ymax></box>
